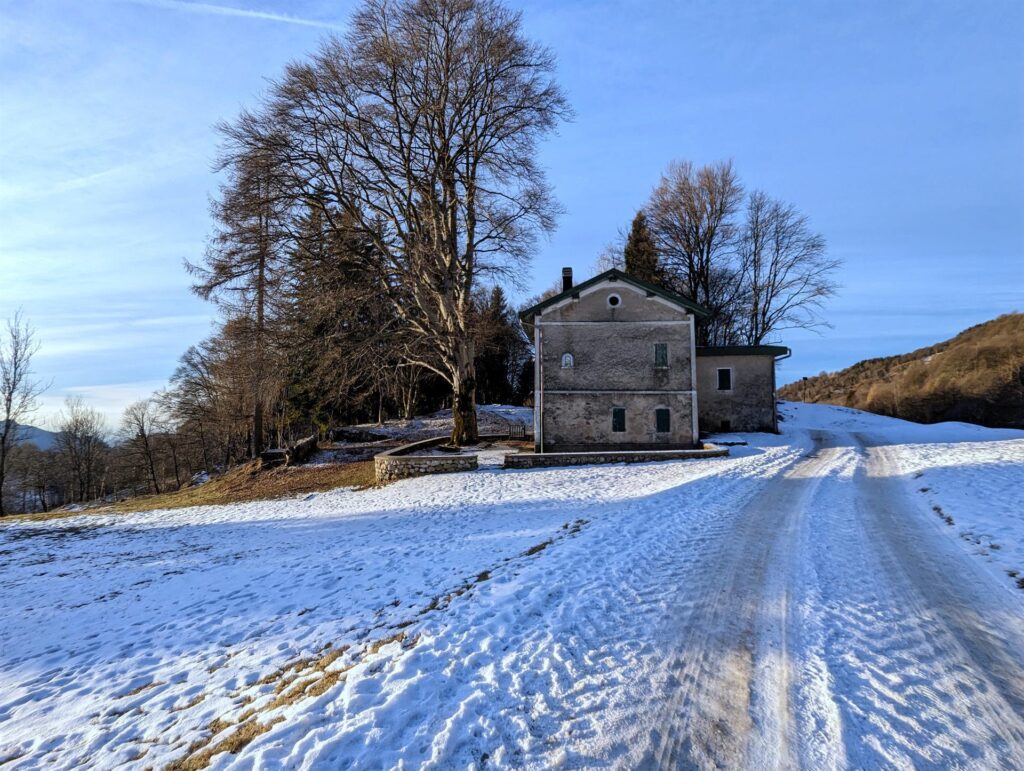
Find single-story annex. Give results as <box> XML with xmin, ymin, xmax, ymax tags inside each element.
<box><xmin>519</xmin><ymin>268</ymin><xmax>790</xmax><ymax>453</ymax></box>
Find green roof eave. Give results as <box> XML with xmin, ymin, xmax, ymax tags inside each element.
<box><xmin>696</xmin><ymin>345</ymin><xmax>791</xmax><ymax>357</ymax></box>
<box><xmin>518</xmin><ymin>269</ymin><xmax>711</xmax><ymax>323</ymax></box>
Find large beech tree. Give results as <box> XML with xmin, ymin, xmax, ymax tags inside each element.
<box><xmin>220</xmin><ymin>0</ymin><xmax>569</xmax><ymax>444</ymax></box>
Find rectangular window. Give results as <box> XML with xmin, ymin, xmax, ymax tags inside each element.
<box><xmin>612</xmin><ymin>407</ymin><xmax>626</xmax><ymax>433</ymax></box>
<box><xmin>654</xmin><ymin>343</ymin><xmax>668</xmax><ymax>368</ymax></box>
<box><xmin>717</xmin><ymin>368</ymin><xmax>732</xmax><ymax>391</ymax></box>
<box><xmin>655</xmin><ymin>408</ymin><xmax>671</xmax><ymax>433</ymax></box>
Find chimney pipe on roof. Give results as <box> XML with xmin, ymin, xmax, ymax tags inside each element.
<box><xmin>561</xmin><ymin>267</ymin><xmax>573</xmax><ymax>292</ymax></box>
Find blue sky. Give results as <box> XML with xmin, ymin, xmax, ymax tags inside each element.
<box><xmin>1</xmin><ymin>0</ymin><xmax>1021</xmax><ymax>426</ymax></box>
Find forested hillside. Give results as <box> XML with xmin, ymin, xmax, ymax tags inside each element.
<box><xmin>779</xmin><ymin>314</ymin><xmax>1024</xmax><ymax>428</ymax></box>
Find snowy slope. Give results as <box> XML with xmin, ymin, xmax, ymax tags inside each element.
<box><xmin>1</xmin><ymin>403</ymin><xmax>1022</xmax><ymax>768</ymax></box>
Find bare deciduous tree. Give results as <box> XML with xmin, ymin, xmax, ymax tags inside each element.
<box><xmin>647</xmin><ymin>160</ymin><xmax>746</xmax><ymax>345</ymax></box>
<box><xmin>0</xmin><ymin>311</ymin><xmax>45</xmax><ymax>516</ymax></box>
<box><xmin>55</xmin><ymin>397</ymin><xmax>109</xmax><ymax>504</ymax></box>
<box><xmin>643</xmin><ymin>160</ymin><xmax>840</xmax><ymax>346</ymax></box>
<box><xmin>738</xmin><ymin>191</ymin><xmax>839</xmax><ymax>344</ymax></box>
<box><xmin>120</xmin><ymin>399</ymin><xmax>162</xmax><ymax>495</ymax></box>
<box><xmin>224</xmin><ymin>0</ymin><xmax>570</xmax><ymax>443</ymax></box>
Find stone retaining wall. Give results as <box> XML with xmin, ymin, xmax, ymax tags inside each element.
<box><xmin>375</xmin><ymin>453</ymin><xmax>478</xmax><ymax>482</ymax></box>
<box><xmin>502</xmin><ymin>444</ymin><xmax>727</xmax><ymax>469</ymax></box>
<box><xmin>373</xmin><ymin>436</ymin><xmax>478</xmax><ymax>482</ymax></box>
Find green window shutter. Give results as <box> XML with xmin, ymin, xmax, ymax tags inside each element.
<box><xmin>654</xmin><ymin>343</ymin><xmax>668</xmax><ymax>368</ymax></box>
<box><xmin>612</xmin><ymin>407</ymin><xmax>626</xmax><ymax>432</ymax></box>
<box><xmin>655</xmin><ymin>408</ymin><xmax>670</xmax><ymax>433</ymax></box>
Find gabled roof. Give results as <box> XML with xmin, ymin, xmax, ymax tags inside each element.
<box><xmin>519</xmin><ymin>268</ymin><xmax>711</xmax><ymax>323</ymax></box>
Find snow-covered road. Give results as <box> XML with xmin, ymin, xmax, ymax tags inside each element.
<box><xmin>1</xmin><ymin>403</ymin><xmax>1023</xmax><ymax>769</ymax></box>
<box><xmin>640</xmin><ymin>429</ymin><xmax>1024</xmax><ymax>769</ymax></box>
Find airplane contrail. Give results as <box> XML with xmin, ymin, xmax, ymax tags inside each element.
<box><xmin>121</xmin><ymin>0</ymin><xmax>345</xmax><ymax>31</ymax></box>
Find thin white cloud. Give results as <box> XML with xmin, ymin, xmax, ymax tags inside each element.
<box><xmin>37</xmin><ymin>380</ymin><xmax>170</xmax><ymax>429</ymax></box>
<box><xmin>121</xmin><ymin>0</ymin><xmax>344</xmax><ymax>30</ymax></box>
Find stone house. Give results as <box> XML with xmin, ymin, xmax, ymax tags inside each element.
<box><xmin>519</xmin><ymin>268</ymin><xmax>789</xmax><ymax>452</ymax></box>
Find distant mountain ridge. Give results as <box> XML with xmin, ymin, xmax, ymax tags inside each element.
<box><xmin>779</xmin><ymin>313</ymin><xmax>1024</xmax><ymax>428</ymax></box>
<box><xmin>12</xmin><ymin>423</ymin><xmax>58</xmax><ymax>451</ymax></box>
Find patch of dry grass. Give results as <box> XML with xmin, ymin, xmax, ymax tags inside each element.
<box><xmin>109</xmin><ymin>461</ymin><xmax>377</xmax><ymax>514</ymax></box>
<box><xmin>3</xmin><ymin>461</ymin><xmax>378</xmax><ymax>524</ymax></box>
<box><xmin>120</xmin><ymin>680</ymin><xmax>163</xmax><ymax>698</ymax></box>
<box><xmin>164</xmin><ymin>717</ymin><xmax>285</xmax><ymax>771</ymax></box>
<box><xmin>170</xmin><ymin>693</ymin><xmax>206</xmax><ymax>712</ymax></box>
<box><xmin>162</xmin><ymin>633</ymin><xmax>415</xmax><ymax>770</ymax></box>
<box><xmin>522</xmin><ymin>539</ymin><xmax>554</xmax><ymax>557</ymax></box>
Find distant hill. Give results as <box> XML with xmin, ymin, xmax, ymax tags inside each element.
<box><xmin>779</xmin><ymin>313</ymin><xmax>1024</xmax><ymax>428</ymax></box>
<box><xmin>13</xmin><ymin>423</ymin><xmax>58</xmax><ymax>451</ymax></box>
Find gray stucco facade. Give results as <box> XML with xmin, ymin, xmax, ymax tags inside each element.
<box><xmin>695</xmin><ymin>348</ymin><xmax>783</xmax><ymax>434</ymax></box>
<box><xmin>521</xmin><ymin>269</ymin><xmax>788</xmax><ymax>451</ymax></box>
<box><xmin>527</xmin><ymin>271</ymin><xmax>701</xmax><ymax>452</ymax></box>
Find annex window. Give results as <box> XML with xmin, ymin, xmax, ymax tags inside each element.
<box><xmin>654</xmin><ymin>343</ymin><xmax>668</xmax><ymax>368</ymax></box>
<box><xmin>561</xmin><ymin>352</ymin><xmax>574</xmax><ymax>369</ymax></box>
<box><xmin>612</xmin><ymin>407</ymin><xmax>626</xmax><ymax>433</ymax></box>
<box><xmin>717</xmin><ymin>368</ymin><xmax>733</xmax><ymax>391</ymax></box>
<box><xmin>655</xmin><ymin>407</ymin><xmax>671</xmax><ymax>433</ymax></box>
<box><xmin>607</xmin><ymin>293</ymin><xmax>622</xmax><ymax>308</ymax></box>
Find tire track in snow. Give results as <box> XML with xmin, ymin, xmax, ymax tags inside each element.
<box><xmin>807</xmin><ymin>433</ymin><xmax>1024</xmax><ymax>769</ymax></box>
<box><xmin>644</xmin><ymin>431</ymin><xmax>849</xmax><ymax>769</ymax></box>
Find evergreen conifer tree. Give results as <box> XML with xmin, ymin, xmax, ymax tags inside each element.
<box><xmin>623</xmin><ymin>210</ymin><xmax>661</xmax><ymax>284</ymax></box>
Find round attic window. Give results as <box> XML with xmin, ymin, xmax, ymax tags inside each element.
<box><xmin>607</xmin><ymin>293</ymin><xmax>622</xmax><ymax>308</ymax></box>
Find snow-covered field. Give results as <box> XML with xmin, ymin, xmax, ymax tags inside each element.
<box><xmin>1</xmin><ymin>403</ymin><xmax>1023</xmax><ymax>768</ymax></box>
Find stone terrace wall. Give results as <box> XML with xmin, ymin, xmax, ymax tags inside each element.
<box><xmin>503</xmin><ymin>445</ymin><xmax>727</xmax><ymax>469</ymax></box>
<box><xmin>375</xmin><ymin>453</ymin><xmax>478</xmax><ymax>482</ymax></box>
<box><xmin>374</xmin><ymin>437</ymin><xmax>478</xmax><ymax>482</ymax></box>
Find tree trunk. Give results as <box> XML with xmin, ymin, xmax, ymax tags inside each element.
<box><xmin>199</xmin><ymin>422</ymin><xmax>211</xmax><ymax>472</ymax></box>
<box><xmin>0</xmin><ymin>430</ymin><xmax>8</xmax><ymax>516</ymax></box>
<box><xmin>168</xmin><ymin>440</ymin><xmax>182</xmax><ymax>490</ymax></box>
<box><xmin>253</xmin><ymin>406</ymin><xmax>264</xmax><ymax>457</ymax></box>
<box><xmin>252</xmin><ymin>217</ymin><xmax>267</xmax><ymax>457</ymax></box>
<box><xmin>401</xmin><ymin>373</ymin><xmax>418</xmax><ymax>420</ymax></box>
<box><xmin>141</xmin><ymin>434</ymin><xmax>160</xmax><ymax>495</ymax></box>
<box><xmin>450</xmin><ymin>343</ymin><xmax>478</xmax><ymax>446</ymax></box>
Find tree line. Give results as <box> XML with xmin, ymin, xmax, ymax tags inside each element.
<box><xmin>0</xmin><ymin>0</ymin><xmax>556</xmax><ymax>514</ymax></box>
<box><xmin>0</xmin><ymin>281</ymin><xmax>531</xmax><ymax>514</ymax></box>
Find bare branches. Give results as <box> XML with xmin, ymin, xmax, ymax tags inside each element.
<box><xmin>55</xmin><ymin>397</ymin><xmax>109</xmax><ymax>503</ymax></box>
<box><xmin>647</xmin><ymin>160</ymin><xmax>745</xmax><ymax>345</ymax></box>
<box><xmin>739</xmin><ymin>191</ymin><xmax>840</xmax><ymax>344</ymax></box>
<box><xmin>644</xmin><ymin>160</ymin><xmax>839</xmax><ymax>346</ymax></box>
<box><xmin>216</xmin><ymin>0</ymin><xmax>569</xmax><ymax>443</ymax></box>
<box><xmin>0</xmin><ymin>310</ymin><xmax>46</xmax><ymax>515</ymax></box>
<box><xmin>119</xmin><ymin>399</ymin><xmax>163</xmax><ymax>495</ymax></box>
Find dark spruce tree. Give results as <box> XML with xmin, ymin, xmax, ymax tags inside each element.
<box><xmin>623</xmin><ymin>210</ymin><xmax>661</xmax><ymax>285</ymax></box>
